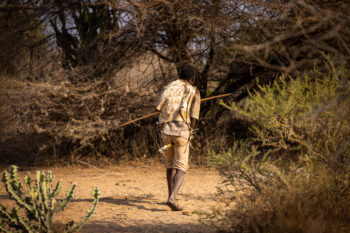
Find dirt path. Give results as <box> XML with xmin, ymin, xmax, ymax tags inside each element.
<box><xmin>0</xmin><ymin>164</ymin><xmax>223</xmax><ymax>233</ymax></box>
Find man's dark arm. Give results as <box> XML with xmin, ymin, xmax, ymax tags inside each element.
<box><xmin>190</xmin><ymin>117</ymin><xmax>197</xmax><ymax>130</ymax></box>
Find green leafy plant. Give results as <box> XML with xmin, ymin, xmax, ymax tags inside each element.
<box><xmin>221</xmin><ymin>74</ymin><xmax>343</xmax><ymax>159</ymax></box>
<box><xmin>209</xmin><ymin>69</ymin><xmax>350</xmax><ymax>233</ymax></box>
<box><xmin>0</xmin><ymin>165</ymin><xmax>100</xmax><ymax>233</ymax></box>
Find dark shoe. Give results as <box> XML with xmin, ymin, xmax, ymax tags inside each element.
<box><xmin>167</xmin><ymin>199</ymin><xmax>183</xmax><ymax>211</ymax></box>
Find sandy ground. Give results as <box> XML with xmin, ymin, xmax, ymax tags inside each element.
<box><xmin>0</xmin><ymin>163</ymin><xmax>223</xmax><ymax>233</ymax></box>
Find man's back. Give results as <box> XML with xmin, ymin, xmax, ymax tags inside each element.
<box><xmin>157</xmin><ymin>79</ymin><xmax>200</xmax><ymax>125</ymax></box>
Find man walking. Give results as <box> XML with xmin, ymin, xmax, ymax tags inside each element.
<box><xmin>156</xmin><ymin>64</ymin><xmax>201</xmax><ymax>211</ymax></box>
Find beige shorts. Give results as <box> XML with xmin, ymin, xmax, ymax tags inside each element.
<box><xmin>161</xmin><ymin>134</ymin><xmax>190</xmax><ymax>172</ymax></box>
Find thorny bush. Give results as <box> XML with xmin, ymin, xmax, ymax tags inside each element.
<box><xmin>0</xmin><ymin>75</ymin><xmax>159</xmax><ymax>165</ymax></box>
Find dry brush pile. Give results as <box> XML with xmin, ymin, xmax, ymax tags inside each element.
<box><xmin>0</xmin><ymin>62</ymin><xmax>170</xmax><ymax>164</ymax></box>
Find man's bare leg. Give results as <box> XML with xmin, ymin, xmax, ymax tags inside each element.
<box><xmin>167</xmin><ymin>169</ymin><xmax>185</xmax><ymax>211</ymax></box>
<box><xmin>166</xmin><ymin>168</ymin><xmax>176</xmax><ymax>198</ymax></box>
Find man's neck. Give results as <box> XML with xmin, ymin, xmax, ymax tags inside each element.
<box><xmin>179</xmin><ymin>79</ymin><xmax>193</xmax><ymax>85</ymax></box>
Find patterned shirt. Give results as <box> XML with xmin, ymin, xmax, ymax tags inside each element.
<box><xmin>156</xmin><ymin>79</ymin><xmax>201</xmax><ymax>138</ymax></box>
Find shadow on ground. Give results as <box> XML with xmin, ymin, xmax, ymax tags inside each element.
<box><xmin>70</xmin><ymin>196</ymin><xmax>168</xmax><ymax>212</ymax></box>
<box><xmin>81</xmin><ymin>221</ymin><xmax>213</xmax><ymax>233</ymax></box>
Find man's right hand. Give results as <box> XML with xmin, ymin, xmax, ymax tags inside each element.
<box><xmin>156</xmin><ymin>122</ymin><xmax>163</xmax><ymax>131</ymax></box>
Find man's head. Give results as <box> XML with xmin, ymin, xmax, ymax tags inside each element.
<box><xmin>179</xmin><ymin>64</ymin><xmax>196</xmax><ymax>84</ymax></box>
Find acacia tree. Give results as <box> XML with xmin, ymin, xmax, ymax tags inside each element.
<box><xmin>49</xmin><ymin>0</ymin><xmax>143</xmax><ymax>77</ymax></box>
<box><xmin>126</xmin><ymin>0</ymin><xmax>246</xmax><ymax>96</ymax></box>
<box><xmin>6</xmin><ymin>0</ymin><xmax>348</xmax><ymax>86</ymax></box>
<box><xmin>227</xmin><ymin>0</ymin><xmax>350</xmax><ymax>75</ymax></box>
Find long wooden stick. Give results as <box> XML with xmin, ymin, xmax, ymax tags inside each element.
<box><xmin>116</xmin><ymin>112</ymin><xmax>160</xmax><ymax>128</ymax></box>
<box><xmin>201</xmin><ymin>93</ymin><xmax>232</xmax><ymax>102</ymax></box>
<box><xmin>116</xmin><ymin>92</ymin><xmax>232</xmax><ymax>128</ymax></box>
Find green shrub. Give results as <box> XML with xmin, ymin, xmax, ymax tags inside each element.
<box><xmin>221</xmin><ymin>73</ymin><xmax>347</xmax><ymax>160</ymax></box>
<box><xmin>210</xmin><ymin>70</ymin><xmax>350</xmax><ymax>233</ymax></box>
<box><xmin>0</xmin><ymin>166</ymin><xmax>100</xmax><ymax>233</ymax></box>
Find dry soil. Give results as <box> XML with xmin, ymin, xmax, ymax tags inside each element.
<box><xmin>0</xmin><ymin>163</ymin><xmax>223</xmax><ymax>233</ymax></box>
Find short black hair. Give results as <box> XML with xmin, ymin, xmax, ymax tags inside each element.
<box><xmin>179</xmin><ymin>64</ymin><xmax>195</xmax><ymax>81</ymax></box>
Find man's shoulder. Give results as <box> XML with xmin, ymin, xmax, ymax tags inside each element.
<box><xmin>195</xmin><ymin>88</ymin><xmax>200</xmax><ymax>95</ymax></box>
<box><xmin>162</xmin><ymin>79</ymin><xmax>198</xmax><ymax>98</ymax></box>
<box><xmin>169</xmin><ymin>79</ymin><xmax>185</xmax><ymax>86</ymax></box>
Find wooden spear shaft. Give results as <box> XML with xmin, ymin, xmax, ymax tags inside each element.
<box><xmin>116</xmin><ymin>92</ymin><xmax>232</xmax><ymax>128</ymax></box>
<box><xmin>201</xmin><ymin>93</ymin><xmax>232</xmax><ymax>102</ymax></box>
